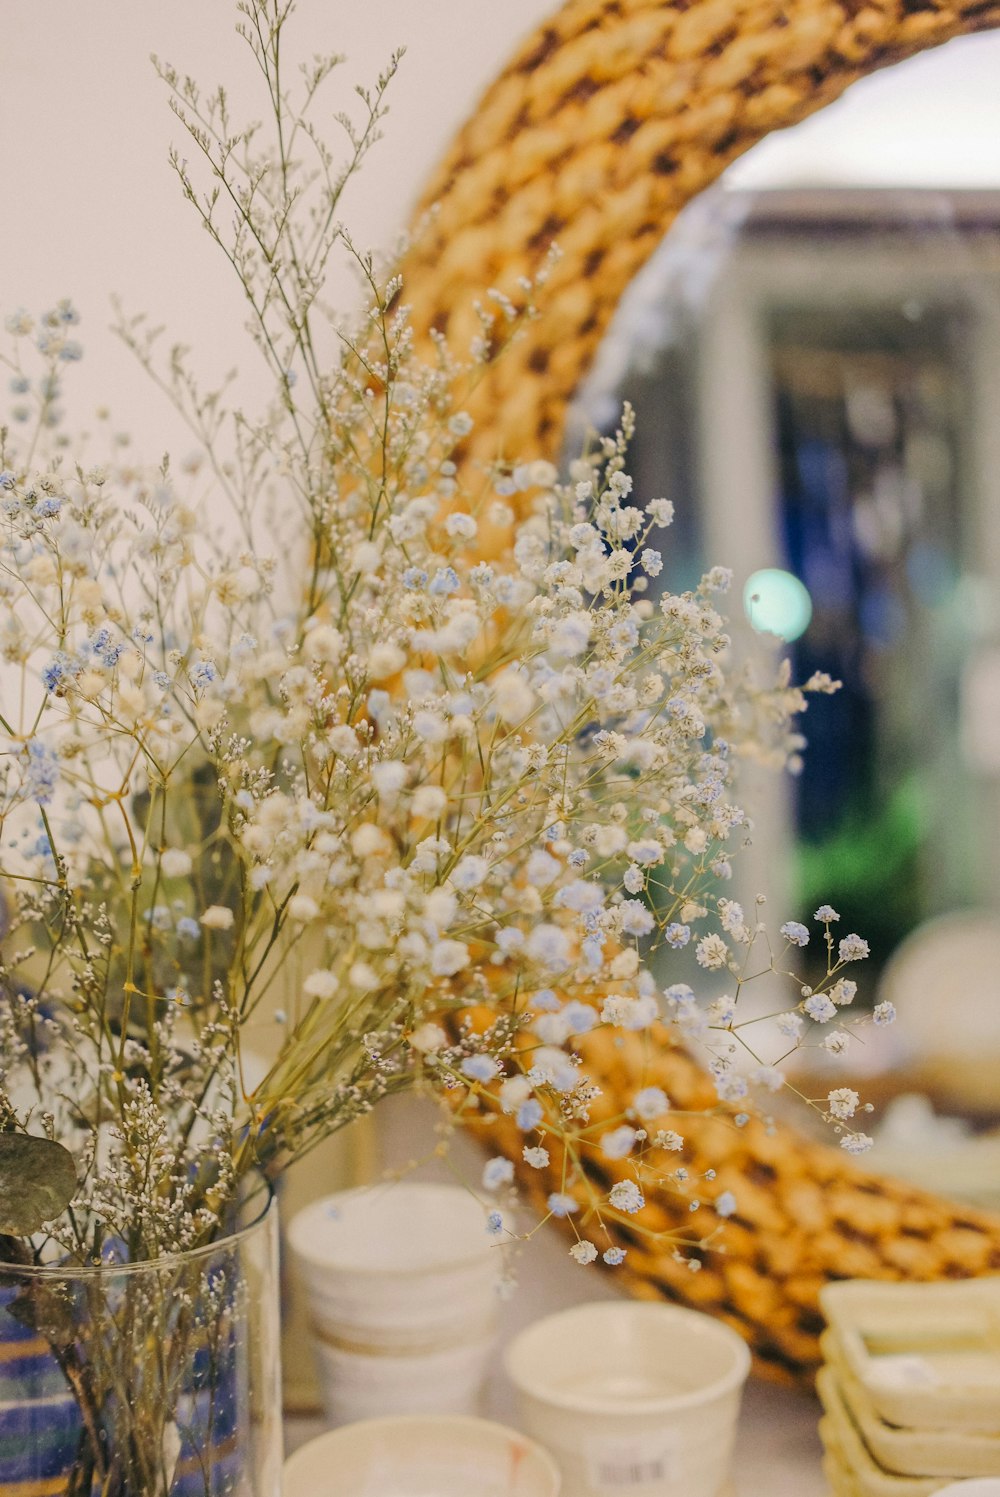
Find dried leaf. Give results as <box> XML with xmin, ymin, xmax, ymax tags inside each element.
<box><xmin>0</xmin><ymin>1134</ymin><xmax>77</xmax><ymax>1235</ymax></box>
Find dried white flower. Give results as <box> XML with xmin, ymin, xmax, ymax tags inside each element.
<box><xmin>200</xmin><ymin>905</ymin><xmax>234</xmax><ymax>931</ymax></box>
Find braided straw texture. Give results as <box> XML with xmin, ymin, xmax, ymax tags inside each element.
<box><xmin>476</xmin><ymin>1029</ymin><xmax>1000</xmax><ymax>1383</ymax></box>
<box><xmin>402</xmin><ymin>0</ymin><xmax>1000</xmax><ymax>471</ymax></box>
<box><xmin>398</xmin><ymin>0</ymin><xmax>1000</xmax><ymax>1384</ymax></box>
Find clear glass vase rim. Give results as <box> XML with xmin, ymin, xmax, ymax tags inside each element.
<box><xmin>0</xmin><ymin>1176</ymin><xmax>275</xmax><ymax>1280</ymax></box>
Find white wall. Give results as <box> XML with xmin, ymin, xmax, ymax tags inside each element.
<box><xmin>0</xmin><ymin>2</ymin><xmax>550</xmax><ymax>453</ymax></box>
<box><xmin>728</xmin><ymin>31</ymin><xmax>1000</xmax><ymax>191</ymax></box>
<box><xmin>3</xmin><ymin>6</ymin><xmax>1000</xmax><ymax>458</ymax></box>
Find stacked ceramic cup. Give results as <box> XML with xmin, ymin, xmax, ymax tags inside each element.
<box><xmin>817</xmin><ymin>1279</ymin><xmax>1000</xmax><ymax>1496</ymax></box>
<box><xmin>288</xmin><ymin>1182</ymin><xmax>502</xmax><ymax>1426</ymax></box>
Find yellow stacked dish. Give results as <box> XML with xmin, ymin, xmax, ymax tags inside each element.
<box><xmin>818</xmin><ymin>1281</ymin><xmax>1000</xmax><ymax>1495</ymax></box>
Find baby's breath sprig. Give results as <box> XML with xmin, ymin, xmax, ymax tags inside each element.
<box><xmin>0</xmin><ymin>0</ymin><xmax>881</xmax><ymax>1283</ymax></box>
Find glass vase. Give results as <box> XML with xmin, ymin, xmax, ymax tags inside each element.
<box><xmin>0</xmin><ymin>1182</ymin><xmax>282</xmax><ymax>1496</ymax></box>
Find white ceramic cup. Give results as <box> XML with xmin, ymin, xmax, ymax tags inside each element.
<box><xmin>505</xmin><ymin>1301</ymin><xmax>751</xmax><ymax>1497</ymax></box>
<box><xmin>287</xmin><ymin>1182</ymin><xmax>502</xmax><ymax>1425</ymax></box>
<box><xmin>282</xmin><ymin>1414</ymin><xmax>561</xmax><ymax>1496</ymax></box>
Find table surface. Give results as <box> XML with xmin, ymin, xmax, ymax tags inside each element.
<box><xmin>287</xmin><ymin>1094</ymin><xmax>829</xmax><ymax>1494</ymax></box>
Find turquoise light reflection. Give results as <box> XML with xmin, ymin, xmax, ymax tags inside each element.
<box><xmin>743</xmin><ymin>568</ymin><xmax>813</xmax><ymax>641</ymax></box>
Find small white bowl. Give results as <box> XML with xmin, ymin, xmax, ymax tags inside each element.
<box><xmin>288</xmin><ymin>1181</ymin><xmax>498</xmax><ymax>1284</ymax></box>
<box><xmin>281</xmin><ymin>1414</ymin><xmax>561</xmax><ymax>1496</ymax></box>
<box><xmin>505</xmin><ymin>1301</ymin><xmax>750</xmax><ymax>1497</ymax></box>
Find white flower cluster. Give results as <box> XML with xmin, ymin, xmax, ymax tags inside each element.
<box><xmin>0</xmin><ymin>15</ymin><xmax>880</xmax><ymax>1268</ymax></box>
<box><xmin>0</xmin><ymin>333</ymin><xmax>878</xmax><ymax>1263</ymax></box>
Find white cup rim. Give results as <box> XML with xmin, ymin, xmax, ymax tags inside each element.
<box><xmin>282</xmin><ymin>1412</ymin><xmax>562</xmax><ymax>1490</ymax></box>
<box><xmin>287</xmin><ymin>1181</ymin><xmax>499</xmax><ymax>1278</ymax></box>
<box><xmin>505</xmin><ymin>1300</ymin><xmax>751</xmax><ymax>1415</ymax></box>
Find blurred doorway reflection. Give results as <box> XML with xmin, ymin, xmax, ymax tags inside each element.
<box><xmin>585</xmin><ymin>189</ymin><xmax>1000</xmax><ymax>981</ymax></box>
<box><xmin>773</xmin><ymin>305</ymin><xmax>971</xmax><ymax>964</ymax></box>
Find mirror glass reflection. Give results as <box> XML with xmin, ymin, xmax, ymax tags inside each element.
<box><xmin>571</xmin><ymin>35</ymin><xmax>1000</xmax><ymax>1164</ymax></box>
